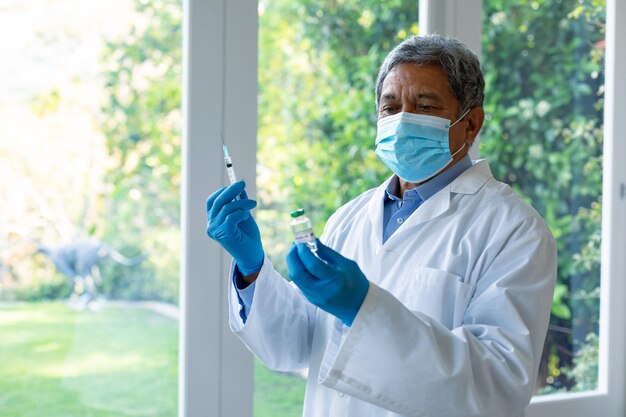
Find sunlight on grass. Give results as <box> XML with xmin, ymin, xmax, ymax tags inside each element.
<box><xmin>41</xmin><ymin>352</ymin><xmax>147</xmax><ymax>378</ymax></box>
<box><xmin>0</xmin><ymin>301</ymin><xmax>307</xmax><ymax>416</ymax></box>
<box><xmin>0</xmin><ymin>307</ymin><xmax>70</xmax><ymax>325</ymax></box>
<box><xmin>0</xmin><ymin>302</ymin><xmax>178</xmax><ymax>417</ymax></box>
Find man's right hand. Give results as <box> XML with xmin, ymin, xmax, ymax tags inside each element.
<box><xmin>206</xmin><ymin>181</ymin><xmax>265</xmax><ymax>276</ymax></box>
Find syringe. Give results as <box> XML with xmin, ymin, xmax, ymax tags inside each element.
<box><xmin>221</xmin><ymin>132</ymin><xmax>242</xmax><ymax>201</ymax></box>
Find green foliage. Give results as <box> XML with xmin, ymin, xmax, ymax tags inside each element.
<box><xmin>98</xmin><ymin>0</ymin><xmax>182</xmax><ymax>303</ymax></box>
<box><xmin>562</xmin><ymin>331</ymin><xmax>599</xmax><ymax>392</ymax></box>
<box><xmin>551</xmin><ymin>283</ymin><xmax>571</xmax><ymax>320</ymax></box>
<box><xmin>1</xmin><ymin>273</ymin><xmax>72</xmax><ymax>302</ymax></box>
<box><xmin>481</xmin><ymin>0</ymin><xmax>605</xmax><ymax>391</ymax></box>
<box><xmin>31</xmin><ymin>88</ymin><xmax>62</xmax><ymax>117</ymax></box>
<box><xmin>98</xmin><ymin>238</ymin><xmax>179</xmax><ymax>304</ymax></box>
<box><xmin>0</xmin><ymin>248</ymin><xmax>71</xmax><ymax>302</ymax></box>
<box><xmin>99</xmin><ymin>255</ymin><xmax>163</xmax><ymax>303</ymax></box>
<box><xmin>257</xmin><ymin>0</ymin><xmax>419</xmax><ymax>275</ymax></box>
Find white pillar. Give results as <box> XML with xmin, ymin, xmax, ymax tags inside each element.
<box><xmin>181</xmin><ymin>0</ymin><xmax>256</xmax><ymax>416</ymax></box>
<box><xmin>419</xmin><ymin>0</ymin><xmax>483</xmax><ymax>159</ymax></box>
<box><xmin>600</xmin><ymin>0</ymin><xmax>626</xmax><ymax>414</ymax></box>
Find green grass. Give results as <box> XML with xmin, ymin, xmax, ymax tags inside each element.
<box><xmin>0</xmin><ymin>302</ymin><xmax>178</xmax><ymax>417</ymax></box>
<box><xmin>0</xmin><ymin>302</ymin><xmax>306</xmax><ymax>417</ymax></box>
<box><xmin>254</xmin><ymin>359</ymin><xmax>306</xmax><ymax>417</ymax></box>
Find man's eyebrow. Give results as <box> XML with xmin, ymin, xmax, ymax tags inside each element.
<box><xmin>415</xmin><ymin>92</ymin><xmax>441</xmax><ymax>100</ymax></box>
<box><xmin>381</xmin><ymin>91</ymin><xmax>442</xmax><ymax>101</ymax></box>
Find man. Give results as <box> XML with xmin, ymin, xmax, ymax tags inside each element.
<box><xmin>207</xmin><ymin>35</ymin><xmax>556</xmax><ymax>417</ymax></box>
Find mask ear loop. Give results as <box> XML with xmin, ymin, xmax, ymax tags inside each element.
<box><xmin>449</xmin><ymin>108</ymin><xmax>472</xmax><ymax>128</ymax></box>
<box><xmin>450</xmin><ymin>141</ymin><xmax>467</xmax><ymax>158</ymax></box>
<box><xmin>449</xmin><ymin>107</ymin><xmax>473</xmax><ymax>156</ymax></box>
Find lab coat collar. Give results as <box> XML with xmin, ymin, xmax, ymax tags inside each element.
<box><xmin>367</xmin><ymin>175</ymin><xmax>394</xmax><ymax>247</ymax></box>
<box><xmin>384</xmin><ymin>154</ymin><xmax>473</xmax><ymax>203</ymax></box>
<box><xmin>449</xmin><ymin>158</ymin><xmax>493</xmax><ymax>195</ymax></box>
<box><xmin>367</xmin><ymin>159</ymin><xmax>494</xmax><ymax>247</ymax></box>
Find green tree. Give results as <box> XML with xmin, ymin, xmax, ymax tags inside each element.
<box><xmin>257</xmin><ymin>0</ymin><xmax>420</xmax><ymax>272</ymax></box>
<box><xmin>98</xmin><ymin>0</ymin><xmax>183</xmax><ymax>303</ymax></box>
<box><xmin>481</xmin><ymin>0</ymin><xmax>605</xmax><ymax>391</ymax></box>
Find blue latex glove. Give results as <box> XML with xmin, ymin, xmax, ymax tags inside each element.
<box><xmin>286</xmin><ymin>239</ymin><xmax>369</xmax><ymax>326</ymax></box>
<box><xmin>206</xmin><ymin>181</ymin><xmax>264</xmax><ymax>276</ymax></box>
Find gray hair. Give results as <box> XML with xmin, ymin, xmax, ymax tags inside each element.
<box><xmin>375</xmin><ymin>35</ymin><xmax>485</xmax><ymax>116</ymax></box>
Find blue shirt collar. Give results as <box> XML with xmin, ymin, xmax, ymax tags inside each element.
<box><xmin>385</xmin><ymin>155</ymin><xmax>473</xmax><ymax>202</ymax></box>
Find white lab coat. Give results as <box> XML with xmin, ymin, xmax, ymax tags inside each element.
<box><xmin>228</xmin><ymin>159</ymin><xmax>557</xmax><ymax>417</ymax></box>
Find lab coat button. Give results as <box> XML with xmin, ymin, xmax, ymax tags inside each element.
<box><xmin>396</xmin><ymin>217</ymin><xmax>404</xmax><ymax>224</ymax></box>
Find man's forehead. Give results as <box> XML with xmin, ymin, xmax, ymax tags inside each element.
<box><xmin>381</xmin><ymin>63</ymin><xmax>451</xmax><ymax>97</ymax></box>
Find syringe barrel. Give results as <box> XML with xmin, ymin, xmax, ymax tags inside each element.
<box><xmin>222</xmin><ymin>144</ymin><xmax>241</xmax><ymax>200</ymax></box>
<box><xmin>227</xmin><ymin>167</ymin><xmax>238</xmax><ymax>184</ymax></box>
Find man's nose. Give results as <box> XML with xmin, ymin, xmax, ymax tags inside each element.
<box><xmin>401</xmin><ymin>102</ymin><xmax>417</xmax><ymax>114</ymax></box>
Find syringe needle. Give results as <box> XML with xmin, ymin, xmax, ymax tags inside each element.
<box><xmin>220</xmin><ymin>131</ymin><xmax>227</xmax><ymax>151</ymax></box>
<box><xmin>221</xmin><ymin>132</ymin><xmax>242</xmax><ymax>200</ymax></box>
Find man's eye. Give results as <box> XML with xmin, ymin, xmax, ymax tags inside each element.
<box><xmin>418</xmin><ymin>105</ymin><xmax>434</xmax><ymax>111</ymax></box>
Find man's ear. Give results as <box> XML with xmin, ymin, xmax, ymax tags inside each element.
<box><xmin>465</xmin><ymin>107</ymin><xmax>485</xmax><ymax>145</ymax></box>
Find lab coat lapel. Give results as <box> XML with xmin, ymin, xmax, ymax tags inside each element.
<box><xmin>383</xmin><ymin>159</ymin><xmax>494</xmax><ymax>247</ymax></box>
<box><xmin>366</xmin><ymin>175</ymin><xmax>394</xmax><ymax>248</ymax></box>
<box><xmin>382</xmin><ymin>187</ymin><xmax>451</xmax><ymax>248</ymax></box>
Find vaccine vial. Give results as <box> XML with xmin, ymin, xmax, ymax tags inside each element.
<box><xmin>290</xmin><ymin>208</ymin><xmax>318</xmax><ymax>252</ymax></box>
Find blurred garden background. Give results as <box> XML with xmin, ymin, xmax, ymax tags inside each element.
<box><xmin>0</xmin><ymin>0</ymin><xmax>604</xmax><ymax>415</ymax></box>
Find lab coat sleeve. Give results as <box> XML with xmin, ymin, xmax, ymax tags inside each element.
<box><xmin>232</xmin><ymin>266</ymin><xmax>257</xmax><ymax>322</ymax></box>
<box><xmin>318</xmin><ymin>218</ymin><xmax>557</xmax><ymax>417</ymax></box>
<box><xmin>228</xmin><ymin>255</ymin><xmax>318</xmax><ymax>372</ymax></box>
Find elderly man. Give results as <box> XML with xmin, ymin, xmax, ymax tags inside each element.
<box><xmin>207</xmin><ymin>35</ymin><xmax>556</xmax><ymax>417</ymax></box>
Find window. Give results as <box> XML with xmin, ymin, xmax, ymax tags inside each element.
<box><xmin>481</xmin><ymin>0</ymin><xmax>605</xmax><ymax>396</ymax></box>
<box><xmin>0</xmin><ymin>1</ymin><xmax>181</xmax><ymax>415</ymax></box>
<box><xmin>191</xmin><ymin>0</ymin><xmax>625</xmax><ymax>415</ymax></box>
<box><xmin>256</xmin><ymin>1</ymin><xmax>419</xmax><ymax>414</ymax></box>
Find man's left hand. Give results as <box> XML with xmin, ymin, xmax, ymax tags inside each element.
<box><xmin>286</xmin><ymin>239</ymin><xmax>369</xmax><ymax>326</ymax></box>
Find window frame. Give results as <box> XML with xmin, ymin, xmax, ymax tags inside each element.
<box><xmin>184</xmin><ymin>0</ymin><xmax>626</xmax><ymax>415</ymax></box>
<box><xmin>181</xmin><ymin>0</ymin><xmax>257</xmax><ymax>416</ymax></box>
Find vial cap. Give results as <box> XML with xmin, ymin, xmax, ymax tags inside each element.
<box><xmin>290</xmin><ymin>208</ymin><xmax>305</xmax><ymax>218</ymax></box>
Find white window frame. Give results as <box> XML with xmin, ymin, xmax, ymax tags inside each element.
<box><xmin>181</xmin><ymin>0</ymin><xmax>257</xmax><ymax>416</ymax></box>
<box><xmin>183</xmin><ymin>0</ymin><xmax>626</xmax><ymax>415</ymax></box>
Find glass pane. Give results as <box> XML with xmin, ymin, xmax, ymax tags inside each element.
<box><xmin>481</xmin><ymin>0</ymin><xmax>605</xmax><ymax>395</ymax></box>
<box><xmin>256</xmin><ymin>0</ymin><xmax>418</xmax><ymax>415</ymax></box>
<box><xmin>0</xmin><ymin>0</ymin><xmax>182</xmax><ymax>415</ymax></box>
